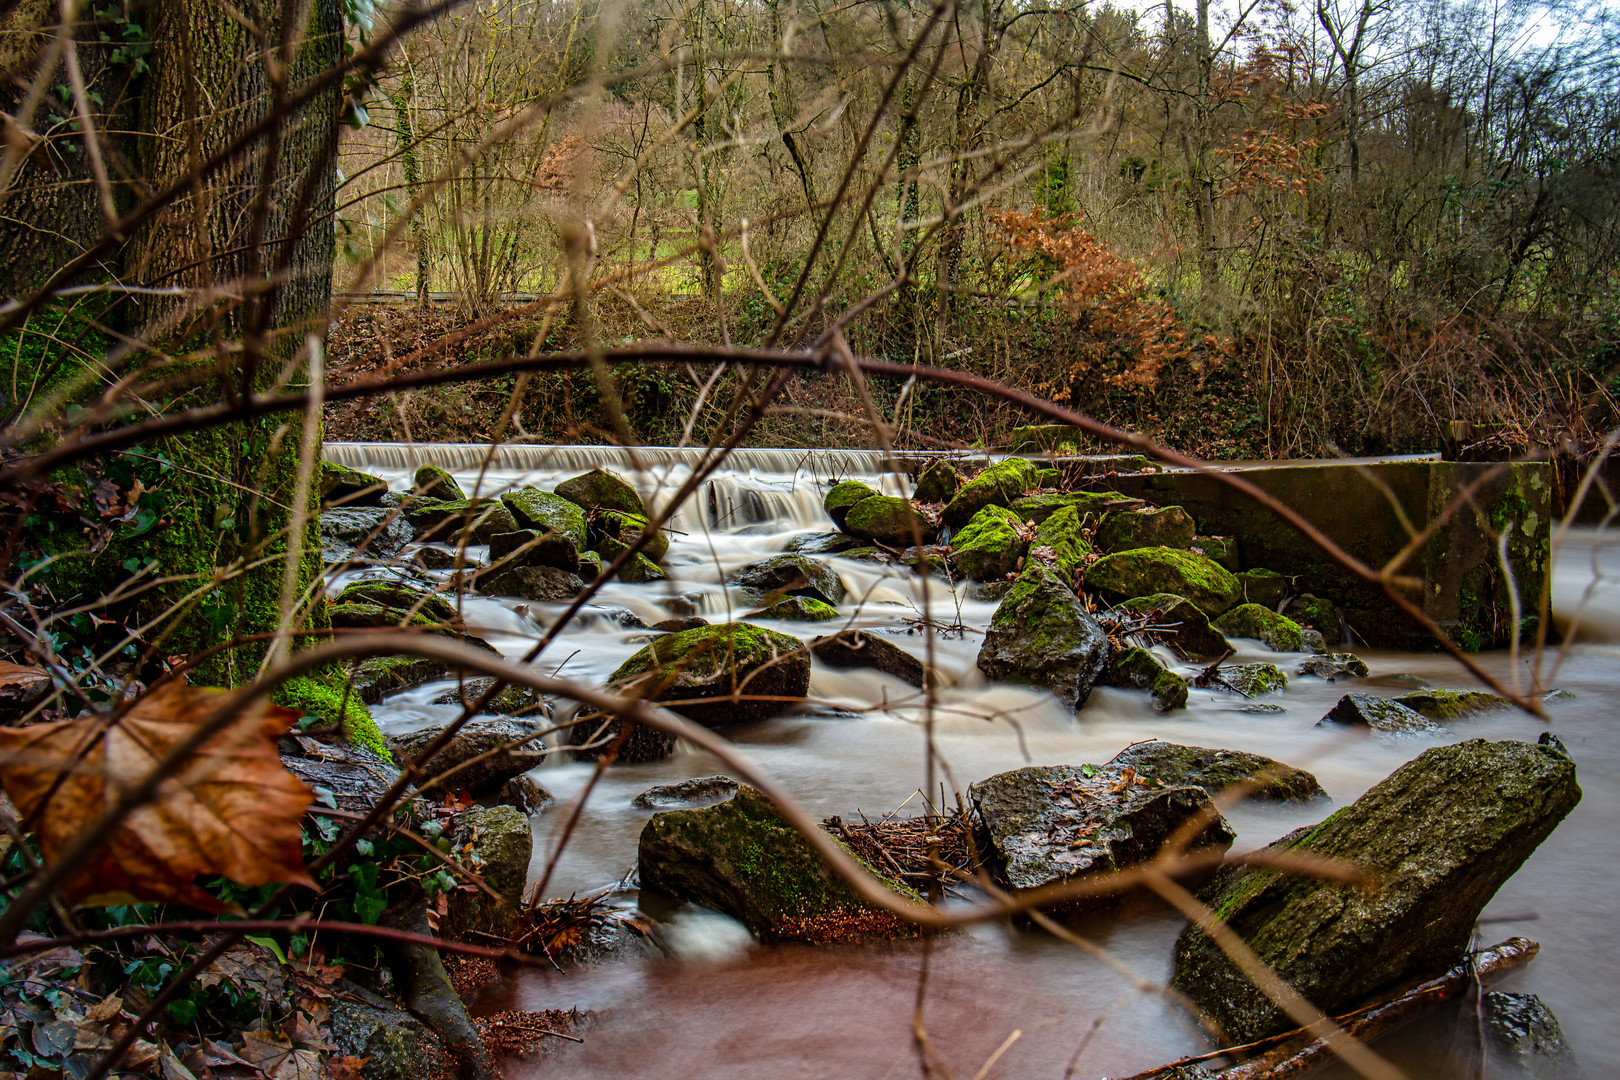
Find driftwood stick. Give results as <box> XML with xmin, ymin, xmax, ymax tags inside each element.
<box><xmin>1119</xmin><ymin>937</ymin><xmax>1540</xmax><ymax>1080</ymax></box>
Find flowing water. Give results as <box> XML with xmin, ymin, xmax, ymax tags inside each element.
<box><xmin>326</xmin><ymin>443</ymin><xmax>1620</xmax><ymax>1080</ymax></box>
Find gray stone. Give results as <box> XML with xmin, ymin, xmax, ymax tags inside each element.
<box><xmin>1298</xmin><ymin>653</ymin><xmax>1370</xmax><ymax>679</ymax></box>
<box><xmin>281</xmin><ymin>743</ymin><xmax>403</xmax><ymax>815</ymax></box>
<box><xmin>949</xmin><ymin>504</ymin><xmax>1028</xmax><ymax>581</ymax></box>
<box><xmin>1483</xmin><ymin>991</ymin><xmax>1578</xmax><ymax>1077</ymax></box>
<box><xmin>402</xmin><ymin>497</ymin><xmax>520</xmax><ymax>545</ymax></box>
<box><xmin>653</xmin><ymin>616</ymin><xmax>709</xmax><ymax>632</ymax></box>
<box><xmin>913</xmin><ymin>459</ymin><xmax>964</xmax><ymax>504</ymax></box>
<box><xmin>479</xmin><ymin>564</ymin><xmax>586</xmax><ymax>601</ymax></box>
<box><xmin>811</xmin><ymin>629</ymin><xmax>929</xmax><ymax>689</ymax></box>
<box><xmin>322</xmin><ymin>507</ymin><xmax>412</xmax><ymax>561</ymax></box>
<box><xmin>413</xmin><ymin>463</ymin><xmax>464</xmax><ymax>501</ymax></box>
<box><xmin>490</xmin><ymin>773</ymin><xmax>552</xmax><ymax>814</ymax></box>
<box><xmin>1319</xmin><ymin>693</ymin><xmax>1443</xmax><ymax>736</ymax></box>
<box><xmin>633</xmin><ymin>775</ymin><xmax>739</xmax><ymax>810</ymax></box>
<box><xmin>844</xmin><ymin>496</ymin><xmax>936</xmax><ymax>546</ymax></box>
<box><xmin>1108</xmin><ymin>741</ymin><xmax>1324</xmax><ymax>802</ymax></box>
<box><xmin>326</xmin><ymin>980</ymin><xmax>438</xmax><ymax>1080</ymax></box>
<box><xmin>1218</xmin><ymin>662</ymin><xmax>1288</xmax><ymax>696</ymax></box>
<box><xmin>440</xmin><ymin>805</ymin><xmax>532</xmax><ymax>940</ymax></box>
<box><xmin>728</xmin><ymin>554</ymin><xmax>846</xmax><ymax>606</ymax></box>
<box><xmin>1088</xmin><ymin>548</ymin><xmax>1242</xmax><ymax>616</ymax></box>
<box><xmin>500</xmin><ymin>487</ymin><xmax>588</xmax><ymax>547</ymax></box>
<box><xmin>601</xmin><ymin>621</ymin><xmax>810</xmax><ymax>729</ymax></box>
<box><xmin>784</xmin><ymin>531</ymin><xmax>864</xmax><ymax>555</ymax></box>
<box><xmin>1172</xmin><ymin>739</ymin><xmax>1581</xmax><ymax>1043</ymax></box>
<box><xmin>943</xmin><ymin>458</ymin><xmax>1038</xmax><ymax>526</ymax></box>
<box><xmin>388</xmin><ymin>718</ymin><xmax>547</xmax><ymax>796</ymax></box>
<box><xmin>1235</xmin><ymin>568</ymin><xmax>1288</xmax><ymax>607</ymax></box>
<box><xmin>977</xmin><ymin>563</ymin><xmax>1110</xmax><ymax>710</ymax></box>
<box><xmin>823</xmin><ymin>479</ymin><xmax>882</xmax><ymax>529</ymax></box>
<box><xmin>746</xmin><ymin>596</ymin><xmax>841</xmax><ymax>622</ymax></box>
<box><xmin>1213</xmin><ymin>604</ymin><xmax>1306</xmax><ymax>652</ymax></box>
<box><xmin>1121</xmin><ymin>593</ymin><xmax>1232</xmax><ymax>658</ymax></box>
<box><xmin>321</xmin><ymin>462</ymin><xmax>389</xmax><ymax>506</ymax></box>
<box><xmin>1107</xmin><ymin>647</ymin><xmax>1188</xmax><ymax>711</ymax></box>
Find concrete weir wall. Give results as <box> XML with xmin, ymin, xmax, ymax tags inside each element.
<box><xmin>1085</xmin><ymin>459</ymin><xmax>1551</xmax><ymax>650</ymax></box>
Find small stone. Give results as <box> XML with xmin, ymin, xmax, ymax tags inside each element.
<box><xmin>410</xmin><ymin>546</ymin><xmax>465</xmax><ymax>571</ymax></box>
<box><xmin>1107</xmin><ymin>647</ymin><xmax>1189</xmax><ymax>711</ymax></box>
<box><xmin>413</xmin><ymin>463</ymin><xmax>464</xmax><ymax>501</ymax></box>
<box><xmin>555</xmin><ymin>467</ymin><xmax>647</xmax><ymax>516</ymax></box>
<box><xmin>653</xmin><ymin>616</ymin><xmax>709</xmax><ymax>632</ymax></box>
<box><xmin>784</xmin><ymin>531</ymin><xmax>863</xmax><ymax>555</ymax></box>
<box><xmin>1394</xmin><ymin>688</ymin><xmax>1513</xmax><ymax>721</ymax></box>
<box><xmin>1031</xmin><ymin>504</ymin><xmax>1092</xmax><ymax>580</ymax></box>
<box><xmin>593</xmin><ymin>509</ymin><xmax>669</xmax><ymax>564</ymax></box>
<box><xmin>1300</xmin><ymin>629</ymin><xmax>1328</xmax><ymax>653</ymax></box>
<box><xmin>490</xmin><ymin>773</ymin><xmax>553</xmax><ymax>813</ymax></box>
<box><xmin>811</xmin><ymin>629</ymin><xmax>930</xmax><ymax>689</ymax></box>
<box><xmin>335</xmin><ymin>579</ymin><xmax>458</xmax><ymax>624</ymax></box>
<box><xmin>602</xmin><ymin>621</ymin><xmax>810</xmax><ymax>728</ymax></box>
<box><xmin>321</xmin><ymin>507</ymin><xmax>412</xmax><ymax>562</ymax></box>
<box><xmin>1319</xmin><ymin>693</ymin><xmax>1443</xmax><ymax>736</ymax></box>
<box><xmin>1008</xmin><ymin>490</ymin><xmax>1123</xmax><ymax>525</ymax></box>
<box><xmin>489</xmin><ymin>529</ymin><xmax>580</xmax><ymax>573</ymax></box>
<box><xmin>746</xmin><ymin>596</ymin><xmax>841</xmax><ymax>622</ymax></box>
<box><xmin>1483</xmin><ymin>991</ymin><xmax>1577</xmax><ymax>1076</ymax></box>
<box><xmin>633</xmin><ymin>775</ymin><xmax>739</xmax><ymax>810</ymax></box>
<box><xmin>1298</xmin><ymin>652</ymin><xmax>1370</xmax><ymax>679</ymax></box>
<box><xmin>616</xmin><ymin>552</ymin><xmax>667</xmax><ymax>583</ymax></box>
<box><xmin>480</xmin><ymin>564</ymin><xmax>587</xmax><ymax>600</ymax></box>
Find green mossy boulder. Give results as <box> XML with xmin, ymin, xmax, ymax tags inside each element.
<box><xmin>949</xmin><ymin>505</ymin><xmax>1027</xmax><ymax>581</ymax></box>
<box><xmin>1005</xmin><ymin>425</ymin><xmax>1087</xmax><ymax>453</ymax></box>
<box><xmin>913</xmin><ymin>459</ymin><xmax>964</xmax><ymax>504</ymax></box>
<box><xmin>1032</xmin><ymin>504</ymin><xmax>1092</xmax><ymax>579</ymax></box>
<box><xmin>784</xmin><ymin>531</ymin><xmax>863</xmax><ymax>555</ymax></box>
<box><xmin>823</xmin><ymin>480</ymin><xmax>881</xmax><ymax>529</ymax></box>
<box><xmin>1109</xmin><ymin>741</ymin><xmax>1324</xmax><ymax>802</ymax></box>
<box><xmin>1220</xmin><ymin>663</ymin><xmax>1288</xmax><ymax>696</ymax></box>
<box><xmin>1008</xmin><ymin>491</ymin><xmax>1123</xmax><ymax>525</ymax></box>
<box><xmin>1088</xmin><ymin>548</ymin><xmax>1242</xmax><ymax>616</ymax></box>
<box><xmin>593</xmin><ymin>510</ymin><xmax>669</xmax><ymax>564</ymax></box>
<box><xmin>320</xmin><ymin>462</ymin><xmax>388</xmax><ymax>506</ymax></box>
<box><xmin>1214</xmin><ymin>604</ymin><xmax>1306</xmax><ymax>652</ymax></box>
<box><xmin>413</xmin><ymin>463</ymin><xmax>464</xmax><ymax>501</ymax></box>
<box><xmin>489</xmin><ymin>529</ymin><xmax>580</xmax><ymax>573</ymax></box>
<box><xmin>609</xmin><ymin>621</ymin><xmax>811</xmax><ymax>727</ymax></box>
<box><xmin>1034</xmin><ymin>468</ymin><xmax>1062</xmax><ymax>488</ymax></box>
<box><xmin>440</xmin><ymin>805</ymin><xmax>532</xmax><ymax>940</ymax></box>
<box><xmin>1121</xmin><ymin>593</ymin><xmax>1232</xmax><ymax>658</ymax></box>
<box><xmin>1108</xmin><ymin>647</ymin><xmax>1188</xmax><ymax>711</ymax></box>
<box><xmin>977</xmin><ymin>563</ymin><xmax>1111</xmax><ymax>710</ymax></box>
<box><xmin>1196</xmin><ymin>535</ymin><xmax>1240</xmax><ymax>572</ymax></box>
<box><xmin>943</xmin><ymin>457</ymin><xmax>1038</xmax><ymax>526</ymax></box>
<box><xmin>500</xmin><ymin>487</ymin><xmax>588</xmax><ymax>548</ymax></box>
<box><xmin>1094</xmin><ymin>506</ymin><xmax>1197</xmax><ymax>553</ymax></box>
<box><xmin>555</xmin><ymin>467</ymin><xmax>646</xmax><ymax>516</ymax></box>
<box><xmin>970</xmin><ymin>762</ymin><xmax>1235</xmax><ymax>899</ymax></box>
<box><xmin>727</xmin><ymin>554</ymin><xmax>846</xmax><ymax>606</ymax></box>
<box><xmin>402</xmin><ymin>498</ymin><xmax>520</xmax><ymax>545</ymax></box>
<box><xmin>333</xmin><ymin>579</ymin><xmax>458</xmax><ymax>624</ymax></box>
<box><xmin>1281</xmin><ymin>594</ymin><xmax>1338</xmax><ymax>635</ymax></box>
<box><xmin>1172</xmin><ymin>739</ymin><xmax>1580</xmax><ymax>1043</ymax></box>
<box><xmin>616</xmin><ymin>552</ymin><xmax>667</xmax><ymax>583</ymax></box>
<box><xmin>346</xmin><ymin>655</ymin><xmax>452</xmax><ymax>704</ymax></box>
<box><xmin>1235</xmin><ymin>568</ymin><xmax>1288</xmax><ymax>607</ymax></box>
<box><xmin>1394</xmin><ymin>689</ymin><xmax>1513</xmax><ymax>721</ymax></box>
<box><xmin>637</xmin><ymin>784</ymin><xmax>923</xmax><ymax>942</ymax></box>
<box><xmin>1319</xmin><ymin>693</ymin><xmax>1442</xmax><ymax>736</ymax></box>
<box><xmin>843</xmin><ymin>495</ymin><xmax>935</xmax><ymax>546</ymax></box>
<box><xmin>747</xmin><ymin>597</ymin><xmax>841</xmax><ymax>622</ymax></box>
<box><xmin>1298</xmin><ymin>653</ymin><xmax>1371</xmax><ymax>679</ymax></box>
<box><xmin>273</xmin><ymin>673</ymin><xmax>388</xmax><ymax>761</ymax></box>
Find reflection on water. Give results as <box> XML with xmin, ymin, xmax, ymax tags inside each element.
<box><xmin>336</xmin><ymin>446</ymin><xmax>1617</xmax><ymax>1080</ymax></box>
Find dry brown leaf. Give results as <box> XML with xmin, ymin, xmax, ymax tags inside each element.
<box><xmin>0</xmin><ymin>684</ymin><xmax>315</xmax><ymax>908</ymax></box>
<box><xmin>0</xmin><ymin>662</ymin><xmax>51</xmax><ymax>706</ymax></box>
<box><xmin>239</xmin><ymin>1031</ymin><xmax>322</xmax><ymax>1080</ymax></box>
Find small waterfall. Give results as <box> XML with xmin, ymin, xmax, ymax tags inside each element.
<box><xmin>322</xmin><ymin>441</ymin><xmax>945</xmax><ymax>478</ymax></box>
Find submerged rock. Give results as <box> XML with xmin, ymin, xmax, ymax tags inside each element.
<box><xmin>321</xmin><ymin>462</ymin><xmax>389</xmax><ymax>506</ymax></box>
<box><xmin>1121</xmin><ymin>593</ymin><xmax>1232</xmax><ymax>658</ymax></box>
<box><xmin>1320</xmin><ymin>693</ymin><xmax>1442</xmax><ymax>736</ymax></box>
<box><xmin>1107</xmin><ymin>647</ymin><xmax>1188</xmax><ymax>711</ymax></box>
<box><xmin>977</xmin><ymin>563</ymin><xmax>1110</xmax><ymax>710</ymax></box>
<box><xmin>1088</xmin><ymin>547</ymin><xmax>1241</xmax><ymax>616</ymax></box>
<box><xmin>943</xmin><ymin>457</ymin><xmax>1037</xmax><ymax>526</ymax></box>
<box><xmin>413</xmin><ymin>463</ymin><xmax>464</xmax><ymax>501</ymax></box>
<box><xmin>823</xmin><ymin>480</ymin><xmax>881</xmax><ymax>529</ymax></box>
<box><xmin>843</xmin><ymin>495</ymin><xmax>935</xmax><ymax>546</ymax></box>
<box><xmin>501</xmin><ymin>487</ymin><xmax>588</xmax><ymax>547</ymax></box>
<box><xmin>1094</xmin><ymin>506</ymin><xmax>1196</xmax><ymax>553</ymax></box>
<box><xmin>970</xmin><ymin>760</ymin><xmax>1235</xmax><ymax>902</ymax></box>
<box><xmin>949</xmin><ymin>504</ymin><xmax>1027</xmax><ymax>581</ymax></box>
<box><xmin>1219</xmin><ymin>662</ymin><xmax>1288</xmax><ymax>696</ymax></box>
<box><xmin>608</xmin><ymin>621</ymin><xmax>810</xmax><ymax>727</ymax></box>
<box><xmin>1108</xmin><ymin>741</ymin><xmax>1324</xmax><ymax>802</ymax></box>
<box><xmin>1298</xmin><ymin>653</ymin><xmax>1371</xmax><ymax>679</ymax></box>
<box><xmin>1394</xmin><ymin>688</ymin><xmax>1513</xmax><ymax>720</ymax></box>
<box><xmin>555</xmin><ymin>467</ymin><xmax>646</xmax><ymax>516</ymax></box>
<box><xmin>387</xmin><ymin>718</ymin><xmax>547</xmax><ymax>796</ymax></box>
<box><xmin>1213</xmin><ymin>603</ymin><xmax>1306</xmax><ymax>652</ymax></box>
<box><xmin>1483</xmin><ymin>992</ymin><xmax>1578</xmax><ymax>1077</ymax></box>
<box><xmin>633</xmin><ymin>775</ymin><xmax>739</xmax><ymax>810</ymax></box>
<box><xmin>1172</xmin><ymin>739</ymin><xmax>1581</xmax><ymax>1043</ymax></box>
<box><xmin>912</xmin><ymin>459</ymin><xmax>964</xmax><ymax>504</ymax></box>
<box><xmin>637</xmin><ymin>783</ymin><xmax>923</xmax><ymax>942</ymax></box>
<box><xmin>811</xmin><ymin>629</ymin><xmax>929</xmax><ymax>689</ymax></box>
<box><xmin>728</xmin><ymin>553</ymin><xmax>846</xmax><ymax>606</ymax></box>
<box><xmin>746</xmin><ymin>596</ymin><xmax>841</xmax><ymax>622</ymax></box>
<box><xmin>784</xmin><ymin>530</ymin><xmax>864</xmax><ymax>555</ymax></box>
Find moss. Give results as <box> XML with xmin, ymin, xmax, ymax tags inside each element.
<box><xmin>843</xmin><ymin>495</ymin><xmax>932</xmax><ymax>546</ymax></box>
<box><xmin>617</xmin><ymin>552</ymin><xmax>668</xmax><ymax>583</ymax></box>
<box><xmin>1213</xmin><ymin>604</ymin><xmax>1305</xmax><ymax>652</ymax></box>
<box><xmin>335</xmin><ymin>580</ymin><xmax>457</xmax><ymax>623</ymax></box>
<box><xmin>1005</xmin><ymin>425</ymin><xmax>1086</xmax><ymax>453</ymax></box>
<box><xmin>1394</xmin><ymin>689</ymin><xmax>1511</xmax><ymax>721</ymax></box>
<box><xmin>555</xmin><ymin>467</ymin><xmax>646</xmax><ymax>515</ymax></box>
<box><xmin>274</xmin><ymin>672</ymin><xmax>390</xmax><ymax>761</ymax></box>
<box><xmin>824</xmin><ymin>480</ymin><xmax>882</xmax><ymax>527</ymax></box>
<box><xmin>412</xmin><ymin>463</ymin><xmax>464</xmax><ymax>500</ymax></box>
<box><xmin>348</xmin><ymin>654</ymin><xmax>449</xmax><ymax>704</ymax></box>
<box><xmin>500</xmin><ymin>487</ymin><xmax>587</xmax><ymax>547</ymax></box>
<box><xmin>609</xmin><ymin>621</ymin><xmax>810</xmax><ymax>725</ymax></box>
<box><xmin>1087</xmin><ymin>547</ymin><xmax>1242</xmax><ymax>616</ymax></box>
<box><xmin>401</xmin><ymin>498</ymin><xmax>519</xmax><ymax>544</ymax></box>
<box><xmin>1221</xmin><ymin>663</ymin><xmax>1288</xmax><ymax>695</ymax></box>
<box><xmin>1032</xmin><ymin>505</ymin><xmax>1092</xmax><ymax>579</ymax></box>
<box><xmin>949</xmin><ymin>505</ymin><xmax>1026</xmax><ymax>580</ymax></box>
<box><xmin>1009</xmin><ymin>490</ymin><xmax>1120</xmax><ymax>524</ymax></box>
<box><xmin>912</xmin><ymin>460</ymin><xmax>963</xmax><ymax>504</ymax></box>
<box><xmin>1110</xmin><ymin>647</ymin><xmax>1188</xmax><ymax>711</ymax></box>
<box><xmin>320</xmin><ymin>462</ymin><xmax>388</xmax><ymax>504</ymax></box>
<box><xmin>1095</xmin><ymin>506</ymin><xmax>1197</xmax><ymax>553</ymax></box>
<box><xmin>746</xmin><ymin>597</ymin><xmax>841</xmax><ymax>621</ymax></box>
<box><xmin>942</xmin><ymin>457</ymin><xmax>1038</xmax><ymax>526</ymax></box>
<box><xmin>593</xmin><ymin>510</ymin><xmax>669</xmax><ymax>563</ymax></box>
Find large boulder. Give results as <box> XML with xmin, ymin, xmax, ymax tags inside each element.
<box><xmin>1319</xmin><ymin>693</ymin><xmax>1442</xmax><ymax>736</ymax></box>
<box><xmin>1031</xmin><ymin>505</ymin><xmax>1092</xmax><ymax>580</ymax></box>
<box><xmin>413</xmin><ymin>463</ymin><xmax>464</xmax><ymax>500</ymax></box>
<box><xmin>387</xmin><ymin>718</ymin><xmax>547</xmax><ymax>796</ymax></box>
<box><xmin>810</xmin><ymin>629</ymin><xmax>929</xmax><ymax>689</ymax></box>
<box><xmin>1121</xmin><ymin>593</ymin><xmax>1232</xmax><ymax>658</ymax></box>
<box><xmin>321</xmin><ymin>462</ymin><xmax>389</xmax><ymax>506</ymax></box>
<box><xmin>977</xmin><ymin>563</ymin><xmax>1111</xmax><ymax>710</ymax></box>
<box><xmin>1214</xmin><ymin>604</ymin><xmax>1306</xmax><ymax>652</ymax></box>
<box><xmin>321</xmin><ymin>507</ymin><xmax>412</xmax><ymax>562</ymax></box>
<box><xmin>1171</xmin><ymin>739</ymin><xmax>1581</xmax><ymax>1043</ymax></box>
<box><xmin>607</xmin><ymin>621</ymin><xmax>810</xmax><ymax>727</ymax></box>
<box><xmin>439</xmin><ymin>804</ymin><xmax>532</xmax><ymax>940</ymax></box>
<box><xmin>1108</xmin><ymin>741</ymin><xmax>1325</xmax><ymax>802</ymax></box>
<box><xmin>1094</xmin><ymin>506</ymin><xmax>1197</xmax><ymax>553</ymax></box>
<box><xmin>727</xmin><ymin>554</ymin><xmax>845</xmax><ymax>606</ymax></box>
<box><xmin>637</xmin><ymin>783</ymin><xmax>922</xmax><ymax>942</ymax></box>
<box><xmin>943</xmin><ymin>457</ymin><xmax>1038</xmax><ymax>526</ymax></box>
<box><xmin>1087</xmin><ymin>547</ymin><xmax>1242</xmax><ymax>616</ymax></box>
<box><xmin>555</xmin><ymin>467</ymin><xmax>646</xmax><ymax>516</ymax></box>
<box><xmin>912</xmin><ymin>459</ymin><xmax>964</xmax><ymax>504</ymax></box>
<box><xmin>843</xmin><ymin>495</ymin><xmax>935</xmax><ymax>546</ymax></box>
<box><xmin>1107</xmin><ymin>647</ymin><xmax>1188</xmax><ymax>711</ymax></box>
<box><xmin>970</xmin><ymin>760</ymin><xmax>1235</xmax><ymax>903</ymax></box>
<box><xmin>823</xmin><ymin>480</ymin><xmax>881</xmax><ymax>529</ymax></box>
<box><xmin>500</xmin><ymin>487</ymin><xmax>588</xmax><ymax>548</ymax></box>
<box><xmin>949</xmin><ymin>505</ymin><xmax>1027</xmax><ymax>581</ymax></box>
<box><xmin>402</xmin><ymin>498</ymin><xmax>520</xmax><ymax>545</ymax></box>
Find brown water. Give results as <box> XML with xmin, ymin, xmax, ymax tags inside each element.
<box><xmin>329</xmin><ymin>445</ymin><xmax>1618</xmax><ymax>1080</ymax></box>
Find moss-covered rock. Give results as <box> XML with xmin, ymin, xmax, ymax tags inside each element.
<box><xmin>1235</xmin><ymin>568</ymin><xmax>1287</xmax><ymax>606</ymax></box>
<box><xmin>823</xmin><ymin>480</ymin><xmax>881</xmax><ymax>529</ymax></box>
<box><xmin>440</xmin><ymin>805</ymin><xmax>531</xmax><ymax>940</ymax></box>
<box><xmin>499</xmin><ymin>487</ymin><xmax>588</xmax><ymax>548</ymax></box>
<box><xmin>1008</xmin><ymin>490</ymin><xmax>1122</xmax><ymax>525</ymax></box>
<box><xmin>1121</xmin><ymin>593</ymin><xmax>1232</xmax><ymax>658</ymax></box>
<box><xmin>1319</xmin><ymin>693</ymin><xmax>1441</xmax><ymax>736</ymax></box>
<box><xmin>1213</xmin><ymin>604</ymin><xmax>1306</xmax><ymax>652</ymax></box>
<box><xmin>274</xmin><ymin>672</ymin><xmax>388</xmax><ymax>761</ymax></box>
<box><xmin>1394</xmin><ymin>688</ymin><xmax>1512</xmax><ymax>721</ymax></box>
<box><xmin>1109</xmin><ymin>741</ymin><xmax>1324</xmax><ymax>802</ymax></box>
<box><xmin>401</xmin><ymin>498</ymin><xmax>520</xmax><ymax>545</ymax></box>
<box><xmin>1088</xmin><ymin>548</ymin><xmax>1242</xmax><ymax>616</ymax></box>
<box><xmin>593</xmin><ymin>510</ymin><xmax>669</xmax><ymax>563</ymax></box>
<box><xmin>1005</xmin><ymin>424</ymin><xmax>1088</xmax><ymax>453</ymax></box>
<box><xmin>335</xmin><ymin>579</ymin><xmax>458</xmax><ymax>624</ymax></box>
<box><xmin>320</xmin><ymin>462</ymin><xmax>388</xmax><ymax>506</ymax></box>
<box><xmin>1281</xmin><ymin>593</ymin><xmax>1338</xmax><ymax>635</ymax></box>
<box><xmin>637</xmin><ymin>784</ymin><xmax>923</xmax><ymax>942</ymax></box>
<box><xmin>389</xmin><ymin>718</ymin><xmax>546</xmax><ymax>796</ymax></box>
<box><xmin>1031</xmin><ymin>505</ymin><xmax>1092</xmax><ymax>579</ymax></box>
<box><xmin>479</xmin><ymin>564</ymin><xmax>587</xmax><ymax>600</ymax></box>
<box><xmin>784</xmin><ymin>531</ymin><xmax>863</xmax><ymax>555</ymax></box>
<box><xmin>413</xmin><ymin>463</ymin><xmax>464</xmax><ymax>501</ymax></box>
<box><xmin>1220</xmin><ymin>663</ymin><xmax>1288</xmax><ymax>696</ymax></box>
<box><xmin>977</xmin><ymin>563</ymin><xmax>1110</xmax><ymax>710</ymax></box>
<box><xmin>1108</xmin><ymin>647</ymin><xmax>1188</xmax><ymax>711</ymax></box>
<box><xmin>555</xmin><ymin>467</ymin><xmax>646</xmax><ymax>516</ymax></box>
<box><xmin>608</xmin><ymin>621</ymin><xmax>811</xmax><ymax>727</ymax></box>
<box><xmin>728</xmin><ymin>554</ymin><xmax>846</xmax><ymax>606</ymax></box>
<box><xmin>949</xmin><ymin>505</ymin><xmax>1027</xmax><ymax>581</ymax></box>
<box><xmin>810</xmin><ymin>630</ymin><xmax>929</xmax><ymax>689</ymax></box>
<box><xmin>943</xmin><ymin>457</ymin><xmax>1038</xmax><ymax>526</ymax></box>
<box><xmin>488</xmin><ymin>529</ymin><xmax>580</xmax><ymax>573</ymax></box>
<box><xmin>913</xmin><ymin>460</ymin><xmax>964</xmax><ymax>504</ymax></box>
<box><xmin>970</xmin><ymin>762</ymin><xmax>1234</xmax><ymax>900</ymax></box>
<box><xmin>1298</xmin><ymin>653</ymin><xmax>1371</xmax><ymax>679</ymax></box>
<box><xmin>1095</xmin><ymin>506</ymin><xmax>1197</xmax><ymax>553</ymax></box>
<box><xmin>1172</xmin><ymin>739</ymin><xmax>1581</xmax><ymax>1043</ymax></box>
<box><xmin>346</xmin><ymin>655</ymin><xmax>452</xmax><ymax>704</ymax></box>
<box><xmin>746</xmin><ymin>597</ymin><xmax>841</xmax><ymax>622</ymax></box>
<box><xmin>1035</xmin><ymin>468</ymin><xmax>1062</xmax><ymax>488</ymax></box>
<box><xmin>843</xmin><ymin>495</ymin><xmax>935</xmax><ymax>545</ymax></box>
<box><xmin>1196</xmin><ymin>535</ymin><xmax>1240</xmax><ymax>571</ymax></box>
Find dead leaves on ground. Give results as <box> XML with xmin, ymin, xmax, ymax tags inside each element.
<box><xmin>0</xmin><ymin>683</ymin><xmax>315</xmax><ymax>908</ymax></box>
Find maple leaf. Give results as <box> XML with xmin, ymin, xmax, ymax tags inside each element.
<box><xmin>0</xmin><ymin>684</ymin><xmax>315</xmax><ymax>908</ymax></box>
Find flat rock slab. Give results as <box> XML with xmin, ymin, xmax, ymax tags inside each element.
<box><xmin>1320</xmin><ymin>692</ymin><xmax>1443</xmax><ymax>736</ymax></box>
<box><xmin>633</xmin><ymin>775</ymin><xmax>739</xmax><ymax>810</ymax></box>
<box><xmin>1108</xmin><ymin>741</ymin><xmax>1325</xmax><ymax>802</ymax></box>
<box><xmin>810</xmin><ymin>629</ymin><xmax>930</xmax><ymax>689</ymax></box>
<box><xmin>1172</xmin><ymin>738</ymin><xmax>1580</xmax><ymax>1043</ymax></box>
<box><xmin>970</xmin><ymin>762</ymin><xmax>1235</xmax><ymax>901</ymax></box>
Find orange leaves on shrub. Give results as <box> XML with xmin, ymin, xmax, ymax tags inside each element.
<box><xmin>989</xmin><ymin>209</ymin><xmax>1188</xmax><ymax>395</ymax></box>
<box><xmin>0</xmin><ymin>684</ymin><xmax>315</xmax><ymax>908</ymax></box>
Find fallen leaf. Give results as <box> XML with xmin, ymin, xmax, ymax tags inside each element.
<box><xmin>0</xmin><ymin>662</ymin><xmax>51</xmax><ymax>707</ymax></box>
<box><xmin>0</xmin><ymin>684</ymin><xmax>315</xmax><ymax>908</ymax></box>
<box><xmin>239</xmin><ymin>1030</ymin><xmax>322</xmax><ymax>1080</ymax></box>
<box><xmin>199</xmin><ymin>944</ymin><xmax>287</xmax><ymax>1006</ymax></box>
<box><xmin>324</xmin><ymin>1057</ymin><xmax>369</xmax><ymax>1080</ymax></box>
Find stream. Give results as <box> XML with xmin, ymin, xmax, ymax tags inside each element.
<box><xmin>326</xmin><ymin>442</ymin><xmax>1618</xmax><ymax>1080</ymax></box>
